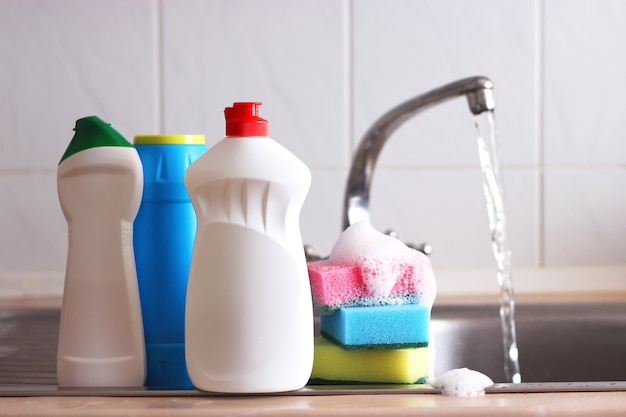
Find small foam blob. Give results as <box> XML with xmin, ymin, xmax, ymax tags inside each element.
<box><xmin>430</xmin><ymin>368</ymin><xmax>494</xmax><ymax>397</ymax></box>
<box><xmin>328</xmin><ymin>221</ymin><xmax>436</xmax><ymax>306</ymax></box>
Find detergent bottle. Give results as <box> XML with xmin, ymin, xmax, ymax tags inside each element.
<box><xmin>56</xmin><ymin>116</ymin><xmax>145</xmax><ymax>387</ymax></box>
<box><xmin>133</xmin><ymin>134</ymin><xmax>206</xmax><ymax>388</ymax></box>
<box><xmin>184</xmin><ymin>102</ymin><xmax>313</xmax><ymax>393</ymax></box>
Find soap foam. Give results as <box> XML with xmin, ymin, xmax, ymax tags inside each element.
<box><xmin>430</xmin><ymin>368</ymin><xmax>494</xmax><ymax>397</ymax></box>
<box><xmin>329</xmin><ymin>221</ymin><xmax>436</xmax><ymax>307</ymax></box>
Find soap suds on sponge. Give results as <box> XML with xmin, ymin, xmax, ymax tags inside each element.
<box><xmin>430</xmin><ymin>368</ymin><xmax>494</xmax><ymax>397</ymax></box>
<box><xmin>308</xmin><ymin>221</ymin><xmax>437</xmax><ymax>384</ymax></box>
<box><xmin>323</xmin><ymin>221</ymin><xmax>436</xmax><ymax>307</ymax></box>
<box><xmin>308</xmin><ymin>222</ymin><xmax>496</xmax><ymax>392</ymax></box>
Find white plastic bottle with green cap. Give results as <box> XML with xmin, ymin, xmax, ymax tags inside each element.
<box><xmin>56</xmin><ymin>116</ymin><xmax>146</xmax><ymax>387</ymax></box>
<box><xmin>184</xmin><ymin>102</ymin><xmax>314</xmax><ymax>393</ymax></box>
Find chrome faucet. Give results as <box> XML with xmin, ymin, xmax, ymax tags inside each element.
<box><xmin>342</xmin><ymin>76</ymin><xmax>495</xmax><ymax>238</ymax></box>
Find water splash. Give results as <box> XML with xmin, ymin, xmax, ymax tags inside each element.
<box><xmin>474</xmin><ymin>110</ymin><xmax>522</xmax><ymax>384</ymax></box>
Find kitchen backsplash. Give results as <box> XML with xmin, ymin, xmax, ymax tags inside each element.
<box><xmin>1</xmin><ymin>0</ymin><xmax>624</xmax><ymax>296</ymax></box>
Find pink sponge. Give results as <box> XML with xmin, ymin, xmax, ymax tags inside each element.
<box><xmin>308</xmin><ymin>222</ymin><xmax>437</xmax><ymax>310</ymax></box>
<box><xmin>308</xmin><ymin>262</ymin><xmax>363</xmax><ymax>308</ymax></box>
<box><xmin>308</xmin><ymin>259</ymin><xmax>428</xmax><ymax>309</ymax></box>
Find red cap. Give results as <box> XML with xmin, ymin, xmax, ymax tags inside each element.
<box><xmin>224</xmin><ymin>102</ymin><xmax>268</xmax><ymax>137</ymax></box>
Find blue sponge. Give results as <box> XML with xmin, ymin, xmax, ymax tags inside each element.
<box><xmin>320</xmin><ymin>304</ymin><xmax>430</xmax><ymax>350</ymax></box>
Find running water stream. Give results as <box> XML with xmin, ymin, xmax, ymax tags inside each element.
<box><xmin>474</xmin><ymin>110</ymin><xmax>522</xmax><ymax>384</ymax></box>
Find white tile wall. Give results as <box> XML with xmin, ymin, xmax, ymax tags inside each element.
<box><xmin>1</xmin><ymin>0</ymin><xmax>624</xmax><ymax>296</ymax></box>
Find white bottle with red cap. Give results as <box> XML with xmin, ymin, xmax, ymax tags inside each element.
<box><xmin>184</xmin><ymin>102</ymin><xmax>313</xmax><ymax>393</ymax></box>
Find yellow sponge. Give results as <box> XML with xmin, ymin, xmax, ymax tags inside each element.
<box><xmin>310</xmin><ymin>337</ymin><xmax>429</xmax><ymax>384</ymax></box>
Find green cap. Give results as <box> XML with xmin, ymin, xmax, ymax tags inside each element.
<box><xmin>59</xmin><ymin>116</ymin><xmax>132</xmax><ymax>164</ymax></box>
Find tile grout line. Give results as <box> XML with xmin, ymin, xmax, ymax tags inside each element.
<box><xmin>344</xmin><ymin>0</ymin><xmax>354</xmax><ymax>168</ymax></box>
<box><xmin>535</xmin><ymin>0</ymin><xmax>546</xmax><ymax>268</ymax></box>
<box><xmin>155</xmin><ymin>0</ymin><xmax>164</xmax><ymax>133</ymax></box>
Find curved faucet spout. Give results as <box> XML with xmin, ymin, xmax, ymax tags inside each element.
<box><xmin>343</xmin><ymin>76</ymin><xmax>495</xmax><ymax>230</ymax></box>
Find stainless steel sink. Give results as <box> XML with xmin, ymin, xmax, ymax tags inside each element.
<box><xmin>431</xmin><ymin>301</ymin><xmax>626</xmax><ymax>383</ymax></box>
<box><xmin>0</xmin><ymin>300</ymin><xmax>625</xmax><ymax>394</ymax></box>
<box><xmin>0</xmin><ymin>308</ymin><xmax>58</xmax><ymax>385</ymax></box>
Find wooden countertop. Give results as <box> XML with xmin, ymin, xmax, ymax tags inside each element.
<box><xmin>1</xmin><ymin>391</ymin><xmax>626</xmax><ymax>416</ymax></box>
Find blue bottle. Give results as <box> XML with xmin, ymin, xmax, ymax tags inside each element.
<box><xmin>133</xmin><ymin>134</ymin><xmax>206</xmax><ymax>388</ymax></box>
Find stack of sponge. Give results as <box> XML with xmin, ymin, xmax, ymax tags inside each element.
<box><xmin>308</xmin><ymin>221</ymin><xmax>437</xmax><ymax>384</ymax></box>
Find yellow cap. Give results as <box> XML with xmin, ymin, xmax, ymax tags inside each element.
<box><xmin>133</xmin><ymin>134</ymin><xmax>206</xmax><ymax>145</ymax></box>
